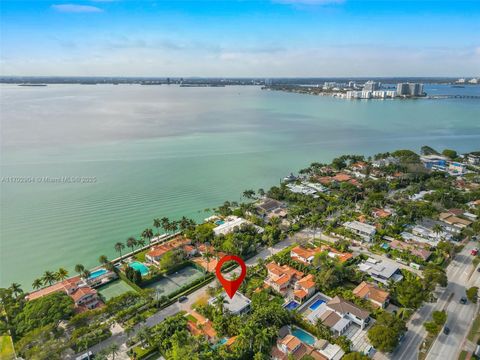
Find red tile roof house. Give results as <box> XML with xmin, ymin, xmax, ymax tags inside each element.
<box><xmin>26</xmin><ymin>276</ymin><xmax>101</xmax><ymax>312</ymax></box>
<box><xmin>265</xmin><ymin>262</ymin><xmax>316</xmax><ymax>303</ymax></box>
<box><xmin>271</xmin><ymin>334</ymin><xmax>328</xmax><ymax>360</ymax></box>
<box><xmin>389</xmin><ymin>240</ymin><xmax>432</xmax><ymax>261</ymax></box>
<box><xmin>353</xmin><ymin>281</ymin><xmax>390</xmax><ymax>309</ymax></box>
<box><xmin>186</xmin><ymin>310</ymin><xmax>218</xmax><ymax>343</ymax></box>
<box><xmin>145</xmin><ymin>236</ymin><xmax>194</xmax><ymax>264</ymax></box>
<box><xmin>265</xmin><ymin>262</ymin><xmax>304</xmax><ymax>295</ymax></box>
<box><xmin>290</xmin><ymin>246</ymin><xmax>322</xmax><ymax>265</ymax></box>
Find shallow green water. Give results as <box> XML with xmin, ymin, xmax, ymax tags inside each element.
<box><xmin>1</xmin><ymin>84</ymin><xmax>479</xmax><ymax>288</ymax></box>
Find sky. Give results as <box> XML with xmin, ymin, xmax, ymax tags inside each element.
<box><xmin>1</xmin><ymin>0</ymin><xmax>479</xmax><ymax>77</ymax></box>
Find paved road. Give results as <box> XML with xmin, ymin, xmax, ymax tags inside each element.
<box><xmin>391</xmin><ymin>241</ymin><xmax>477</xmax><ymax>360</ymax></box>
<box><xmin>74</xmin><ymin>236</ymin><xmax>296</xmax><ymax>358</ymax></box>
<box><xmin>426</xmin><ymin>244</ymin><xmax>480</xmax><ymax>360</ymax></box>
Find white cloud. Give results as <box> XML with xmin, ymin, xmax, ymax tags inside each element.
<box><xmin>52</xmin><ymin>4</ymin><xmax>103</xmax><ymax>13</ymax></box>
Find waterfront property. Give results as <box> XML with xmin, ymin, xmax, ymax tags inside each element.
<box><xmin>213</xmin><ymin>215</ymin><xmax>264</xmax><ymax>236</ymax></box>
<box><xmin>128</xmin><ymin>261</ymin><xmax>149</xmax><ymax>276</ymax></box>
<box><xmin>26</xmin><ymin>276</ymin><xmax>102</xmax><ymax>312</ymax></box>
<box><xmin>145</xmin><ymin>236</ymin><xmax>194</xmax><ymax>265</ymax></box>
<box><xmin>97</xmin><ymin>280</ymin><xmax>136</xmax><ymax>301</ymax></box>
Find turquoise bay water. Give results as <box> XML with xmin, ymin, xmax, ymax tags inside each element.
<box><xmin>1</xmin><ymin>84</ymin><xmax>479</xmax><ymax>288</ymax></box>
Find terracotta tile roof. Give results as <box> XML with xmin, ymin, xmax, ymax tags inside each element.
<box><xmin>70</xmin><ymin>287</ymin><xmax>97</xmax><ymax>303</ymax></box>
<box><xmin>225</xmin><ymin>336</ymin><xmax>237</xmax><ymax>347</ymax></box>
<box><xmin>147</xmin><ymin>236</ymin><xmax>191</xmax><ymax>259</ymax></box>
<box><xmin>297</xmin><ymin>274</ymin><xmax>316</xmax><ymax>289</ymax></box>
<box><xmin>280</xmin><ymin>335</ymin><xmax>302</xmax><ymax>352</ymax></box>
<box><xmin>372</xmin><ymin>208</ymin><xmax>392</xmax><ymax>218</ymax></box>
<box><xmin>294</xmin><ymin>289</ymin><xmax>308</xmax><ymax>299</ymax></box>
<box><xmin>333</xmin><ymin>173</ymin><xmax>351</xmax><ymax>182</ymax></box>
<box><xmin>27</xmin><ymin>276</ymin><xmax>82</xmax><ymax>301</ymax></box>
<box><xmin>353</xmin><ymin>281</ymin><xmax>389</xmax><ymax>306</ymax></box>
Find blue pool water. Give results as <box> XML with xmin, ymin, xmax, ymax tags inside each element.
<box><xmin>292</xmin><ymin>327</ymin><xmax>316</xmax><ymax>346</ymax></box>
<box><xmin>309</xmin><ymin>299</ymin><xmax>325</xmax><ymax>311</ymax></box>
<box><xmin>129</xmin><ymin>261</ymin><xmax>149</xmax><ymax>276</ymax></box>
<box><xmin>381</xmin><ymin>243</ymin><xmax>390</xmax><ymax>250</ymax></box>
<box><xmin>215</xmin><ymin>220</ymin><xmax>225</xmax><ymax>225</ymax></box>
<box><xmin>211</xmin><ymin>337</ymin><xmax>228</xmax><ymax>349</ymax></box>
<box><xmin>284</xmin><ymin>300</ymin><xmax>300</xmax><ymax>311</ymax></box>
<box><xmin>88</xmin><ymin>268</ymin><xmax>108</xmax><ymax>279</ymax></box>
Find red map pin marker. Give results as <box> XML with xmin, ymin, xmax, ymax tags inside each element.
<box><xmin>215</xmin><ymin>255</ymin><xmax>247</xmax><ymax>299</ymax></box>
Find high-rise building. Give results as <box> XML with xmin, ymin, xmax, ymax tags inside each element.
<box><xmin>396</xmin><ymin>82</ymin><xmax>424</xmax><ymax>97</ymax></box>
<box><xmin>364</xmin><ymin>81</ymin><xmax>380</xmax><ymax>91</ymax></box>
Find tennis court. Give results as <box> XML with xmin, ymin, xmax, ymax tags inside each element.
<box><xmin>145</xmin><ymin>265</ymin><xmax>204</xmax><ymax>297</ymax></box>
<box><xmin>97</xmin><ymin>280</ymin><xmax>135</xmax><ymax>301</ymax></box>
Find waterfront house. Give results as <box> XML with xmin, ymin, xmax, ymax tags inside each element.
<box><xmin>255</xmin><ymin>198</ymin><xmax>288</xmax><ymax>220</ymax></box>
<box><xmin>343</xmin><ymin>221</ymin><xmax>376</xmax><ymax>242</ymax></box>
<box><xmin>26</xmin><ymin>276</ymin><xmax>101</xmax><ymax>312</ymax></box>
<box><xmin>353</xmin><ymin>281</ymin><xmax>390</xmax><ymax>308</ymax></box>
<box><xmin>145</xmin><ymin>236</ymin><xmax>193</xmax><ymax>264</ymax></box>
<box><xmin>213</xmin><ymin>216</ymin><xmax>264</xmax><ymax>236</ymax></box>
<box><xmin>358</xmin><ymin>258</ymin><xmax>403</xmax><ymax>285</ymax></box>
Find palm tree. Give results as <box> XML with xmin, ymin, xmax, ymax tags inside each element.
<box><xmin>82</xmin><ymin>269</ymin><xmax>91</xmax><ymax>281</ymax></box>
<box><xmin>153</xmin><ymin>218</ymin><xmax>162</xmax><ymax>236</ymax></box>
<box><xmin>9</xmin><ymin>283</ymin><xmax>23</xmax><ymax>298</ymax></box>
<box><xmin>255</xmin><ymin>327</ymin><xmax>273</xmax><ymax>354</ymax></box>
<box><xmin>243</xmin><ymin>189</ymin><xmax>256</xmax><ymax>199</ymax></box>
<box><xmin>141</xmin><ymin>228</ymin><xmax>154</xmax><ymax>244</ymax></box>
<box><xmin>42</xmin><ymin>270</ymin><xmax>56</xmax><ymax>285</ymax></box>
<box><xmin>161</xmin><ymin>217</ymin><xmax>170</xmax><ymax>234</ymax></box>
<box><xmin>213</xmin><ymin>294</ymin><xmax>227</xmax><ymax>315</ymax></box>
<box><xmin>109</xmin><ymin>343</ymin><xmax>120</xmax><ymax>360</ymax></box>
<box><xmin>74</xmin><ymin>264</ymin><xmax>85</xmax><ymax>275</ymax></box>
<box><xmin>98</xmin><ymin>255</ymin><xmax>108</xmax><ymax>265</ymax></box>
<box><xmin>56</xmin><ymin>268</ymin><xmax>69</xmax><ymax>281</ymax></box>
<box><xmin>126</xmin><ymin>236</ymin><xmax>137</xmax><ymax>254</ymax></box>
<box><xmin>32</xmin><ymin>278</ymin><xmax>43</xmax><ymax>290</ymax></box>
<box><xmin>169</xmin><ymin>221</ymin><xmax>178</xmax><ymax>234</ymax></box>
<box><xmin>204</xmin><ymin>250</ymin><xmax>213</xmax><ymax>272</ymax></box>
<box><xmin>137</xmin><ymin>238</ymin><xmax>146</xmax><ymax>248</ymax></box>
<box><xmin>432</xmin><ymin>224</ymin><xmax>444</xmax><ymax>239</ymax></box>
<box><xmin>114</xmin><ymin>242</ymin><xmax>125</xmax><ymax>258</ymax></box>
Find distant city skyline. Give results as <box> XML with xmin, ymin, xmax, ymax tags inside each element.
<box><xmin>1</xmin><ymin>0</ymin><xmax>479</xmax><ymax>77</ymax></box>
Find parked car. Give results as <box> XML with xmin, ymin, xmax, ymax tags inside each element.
<box><xmin>460</xmin><ymin>297</ymin><xmax>467</xmax><ymax>304</ymax></box>
<box><xmin>178</xmin><ymin>296</ymin><xmax>188</xmax><ymax>303</ymax></box>
<box><xmin>477</xmin><ymin>267</ymin><xmax>480</xmax><ymax>273</ymax></box>
<box><xmin>443</xmin><ymin>326</ymin><xmax>450</xmax><ymax>335</ymax></box>
<box><xmin>471</xmin><ymin>248</ymin><xmax>478</xmax><ymax>256</ymax></box>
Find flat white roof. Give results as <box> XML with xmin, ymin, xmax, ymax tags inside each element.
<box><xmin>209</xmin><ymin>292</ymin><xmax>251</xmax><ymax>314</ymax></box>
<box><xmin>343</xmin><ymin>221</ymin><xmax>376</xmax><ymax>235</ymax></box>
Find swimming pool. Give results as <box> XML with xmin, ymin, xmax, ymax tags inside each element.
<box><xmin>88</xmin><ymin>268</ymin><xmax>108</xmax><ymax>279</ymax></box>
<box><xmin>129</xmin><ymin>261</ymin><xmax>149</xmax><ymax>276</ymax></box>
<box><xmin>292</xmin><ymin>327</ymin><xmax>316</xmax><ymax>346</ymax></box>
<box><xmin>215</xmin><ymin>220</ymin><xmax>225</xmax><ymax>225</ymax></box>
<box><xmin>309</xmin><ymin>299</ymin><xmax>325</xmax><ymax>311</ymax></box>
<box><xmin>284</xmin><ymin>300</ymin><xmax>300</xmax><ymax>311</ymax></box>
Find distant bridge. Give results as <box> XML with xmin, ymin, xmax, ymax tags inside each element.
<box><xmin>426</xmin><ymin>94</ymin><xmax>480</xmax><ymax>99</ymax></box>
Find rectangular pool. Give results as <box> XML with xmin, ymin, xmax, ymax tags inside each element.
<box><xmin>284</xmin><ymin>300</ymin><xmax>300</xmax><ymax>311</ymax></box>
<box><xmin>309</xmin><ymin>299</ymin><xmax>325</xmax><ymax>311</ymax></box>
<box><xmin>129</xmin><ymin>261</ymin><xmax>149</xmax><ymax>276</ymax></box>
<box><xmin>88</xmin><ymin>268</ymin><xmax>108</xmax><ymax>280</ymax></box>
<box><xmin>292</xmin><ymin>327</ymin><xmax>316</xmax><ymax>346</ymax></box>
